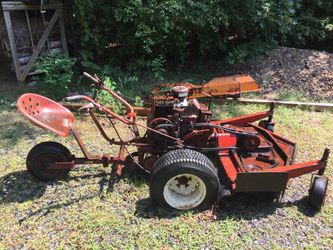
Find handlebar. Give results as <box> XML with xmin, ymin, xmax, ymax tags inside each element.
<box><xmin>64</xmin><ymin>73</ymin><xmax>136</xmax><ymax>125</ymax></box>
<box><xmin>64</xmin><ymin>95</ymin><xmax>88</xmax><ymax>102</ymax></box>
<box><xmin>64</xmin><ymin>95</ymin><xmax>102</xmax><ymax>110</ymax></box>
<box><xmin>83</xmin><ymin>72</ymin><xmax>136</xmax><ymax>122</ymax></box>
<box><xmin>64</xmin><ymin>94</ymin><xmax>133</xmax><ymax>125</ymax></box>
<box><xmin>83</xmin><ymin>72</ymin><xmax>100</xmax><ymax>84</ymax></box>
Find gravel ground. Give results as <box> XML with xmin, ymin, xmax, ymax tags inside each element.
<box><xmin>222</xmin><ymin>47</ymin><xmax>333</xmax><ymax>101</ymax></box>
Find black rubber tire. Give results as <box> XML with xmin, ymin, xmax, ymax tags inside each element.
<box><xmin>266</xmin><ymin>124</ymin><xmax>275</xmax><ymax>132</ymax></box>
<box><xmin>27</xmin><ymin>141</ymin><xmax>72</xmax><ymax>181</ymax></box>
<box><xmin>150</xmin><ymin>149</ymin><xmax>220</xmax><ymax>211</ymax></box>
<box><xmin>258</xmin><ymin>120</ymin><xmax>274</xmax><ymax>132</ymax></box>
<box><xmin>258</xmin><ymin>120</ymin><xmax>267</xmax><ymax>128</ymax></box>
<box><xmin>309</xmin><ymin>176</ymin><xmax>328</xmax><ymax>210</ymax></box>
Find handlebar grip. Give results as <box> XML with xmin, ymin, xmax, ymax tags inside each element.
<box><xmin>83</xmin><ymin>72</ymin><xmax>99</xmax><ymax>84</ymax></box>
<box><xmin>64</xmin><ymin>95</ymin><xmax>86</xmax><ymax>102</ymax></box>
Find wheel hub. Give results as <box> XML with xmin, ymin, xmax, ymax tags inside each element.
<box><xmin>175</xmin><ymin>175</ymin><xmax>191</xmax><ymax>187</ymax></box>
<box><xmin>163</xmin><ymin>174</ymin><xmax>207</xmax><ymax>210</ymax></box>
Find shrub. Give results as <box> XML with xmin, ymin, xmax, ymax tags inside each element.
<box><xmin>73</xmin><ymin>0</ymin><xmax>332</xmax><ymax>71</ymax></box>
<box><xmin>35</xmin><ymin>53</ymin><xmax>75</xmax><ymax>99</ymax></box>
<box><xmin>73</xmin><ymin>0</ymin><xmax>295</xmax><ymax>67</ymax></box>
<box><xmin>95</xmin><ymin>76</ymin><xmax>124</xmax><ymax>114</ymax></box>
<box><xmin>285</xmin><ymin>0</ymin><xmax>333</xmax><ymax>51</ymax></box>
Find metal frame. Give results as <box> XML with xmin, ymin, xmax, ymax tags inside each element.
<box><xmin>210</xmin><ymin>111</ymin><xmax>329</xmax><ymax>192</ymax></box>
<box><xmin>17</xmin><ymin>73</ymin><xmax>330</xmax><ymax>195</ymax></box>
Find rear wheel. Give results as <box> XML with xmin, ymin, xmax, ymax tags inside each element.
<box><xmin>27</xmin><ymin>142</ymin><xmax>72</xmax><ymax>181</ymax></box>
<box><xmin>150</xmin><ymin>149</ymin><xmax>220</xmax><ymax>210</ymax></box>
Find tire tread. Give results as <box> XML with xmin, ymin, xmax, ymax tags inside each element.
<box><xmin>150</xmin><ymin>149</ymin><xmax>220</xmax><ymax>210</ymax></box>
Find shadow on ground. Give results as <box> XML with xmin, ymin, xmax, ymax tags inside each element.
<box><xmin>0</xmin><ymin>118</ymin><xmax>39</xmax><ymax>148</ymax></box>
<box><xmin>0</xmin><ymin>168</ymin><xmax>318</xmax><ymax>223</ymax></box>
<box><xmin>0</xmin><ymin>170</ymin><xmax>47</xmax><ymax>203</ymax></box>
<box><xmin>134</xmin><ymin>192</ymin><xmax>318</xmax><ymax>221</ymax></box>
<box><xmin>0</xmin><ymin>169</ymin><xmax>118</xmax><ymax>223</ymax></box>
<box><xmin>0</xmin><ymin>168</ymin><xmax>147</xmax><ymax>222</ymax></box>
<box><xmin>0</xmin><ymin>169</ymin><xmax>111</xmax><ymax>204</ymax></box>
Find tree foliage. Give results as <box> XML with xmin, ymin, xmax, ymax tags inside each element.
<box><xmin>286</xmin><ymin>0</ymin><xmax>333</xmax><ymax>51</ymax></box>
<box><xmin>73</xmin><ymin>0</ymin><xmax>332</xmax><ymax>68</ymax></box>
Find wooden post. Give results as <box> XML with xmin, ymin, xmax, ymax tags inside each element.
<box><xmin>59</xmin><ymin>10</ymin><xmax>69</xmax><ymax>56</ymax></box>
<box><xmin>2</xmin><ymin>1</ymin><xmax>68</xmax><ymax>82</ymax></box>
<box><xmin>25</xmin><ymin>10</ymin><xmax>35</xmax><ymax>52</ymax></box>
<box><xmin>2</xmin><ymin>2</ymin><xmax>63</xmax><ymax>11</ymax></box>
<box><xmin>3</xmin><ymin>11</ymin><xmax>21</xmax><ymax>80</ymax></box>
<box><xmin>18</xmin><ymin>10</ymin><xmax>60</xmax><ymax>82</ymax></box>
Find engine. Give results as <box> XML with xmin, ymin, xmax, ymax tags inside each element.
<box><xmin>147</xmin><ymin>85</ymin><xmax>213</xmax><ymax>149</ymax></box>
<box><xmin>150</xmin><ymin>85</ymin><xmax>212</xmax><ymax>121</ymax></box>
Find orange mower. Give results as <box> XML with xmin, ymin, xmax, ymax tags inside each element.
<box><xmin>17</xmin><ymin>72</ymin><xmax>329</xmax><ymax>211</ymax></box>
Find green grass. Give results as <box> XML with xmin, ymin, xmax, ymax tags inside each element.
<box><xmin>0</xmin><ymin>103</ymin><xmax>332</xmax><ymax>249</ymax></box>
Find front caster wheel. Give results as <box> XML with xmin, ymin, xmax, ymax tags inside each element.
<box><xmin>258</xmin><ymin>120</ymin><xmax>275</xmax><ymax>132</ymax></box>
<box><xmin>309</xmin><ymin>176</ymin><xmax>328</xmax><ymax>210</ymax></box>
<box><xmin>150</xmin><ymin>149</ymin><xmax>220</xmax><ymax>211</ymax></box>
<box><xmin>27</xmin><ymin>142</ymin><xmax>72</xmax><ymax>181</ymax></box>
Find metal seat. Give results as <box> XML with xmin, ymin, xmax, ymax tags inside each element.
<box><xmin>17</xmin><ymin>93</ymin><xmax>75</xmax><ymax>137</ymax></box>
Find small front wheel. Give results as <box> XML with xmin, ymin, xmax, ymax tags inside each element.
<box><xmin>258</xmin><ymin>120</ymin><xmax>275</xmax><ymax>132</ymax></box>
<box><xmin>150</xmin><ymin>149</ymin><xmax>220</xmax><ymax>210</ymax></box>
<box><xmin>27</xmin><ymin>142</ymin><xmax>72</xmax><ymax>181</ymax></box>
<box><xmin>309</xmin><ymin>176</ymin><xmax>328</xmax><ymax>210</ymax></box>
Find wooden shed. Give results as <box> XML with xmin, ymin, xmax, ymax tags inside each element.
<box><xmin>0</xmin><ymin>0</ymin><xmax>75</xmax><ymax>82</ymax></box>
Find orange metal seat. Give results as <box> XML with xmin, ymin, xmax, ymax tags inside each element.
<box><xmin>17</xmin><ymin>93</ymin><xmax>75</xmax><ymax>137</ymax></box>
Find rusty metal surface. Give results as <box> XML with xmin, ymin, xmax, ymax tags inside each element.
<box><xmin>17</xmin><ymin>72</ymin><xmax>330</xmax><ymax>201</ymax></box>
<box><xmin>193</xmin><ymin>75</ymin><xmax>260</xmax><ymax>98</ymax></box>
<box><xmin>17</xmin><ymin>93</ymin><xmax>74</xmax><ymax>137</ymax></box>
<box><xmin>61</xmin><ymin>102</ymin><xmax>151</xmax><ymax>116</ymax></box>
<box><xmin>152</xmin><ymin>74</ymin><xmax>260</xmax><ymax>99</ymax></box>
<box><xmin>236</xmin><ymin>172</ymin><xmax>289</xmax><ymax>192</ymax></box>
<box><xmin>213</xmin><ymin>113</ymin><xmax>296</xmax><ymax>188</ymax></box>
